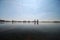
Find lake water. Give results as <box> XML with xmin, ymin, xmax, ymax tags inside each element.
<box><xmin>0</xmin><ymin>22</ymin><xmax>60</xmax><ymax>40</ymax></box>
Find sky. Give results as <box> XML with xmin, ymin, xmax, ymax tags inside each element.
<box><xmin>0</xmin><ymin>0</ymin><xmax>60</xmax><ymax>21</ymax></box>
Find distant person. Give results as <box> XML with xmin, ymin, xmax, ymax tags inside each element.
<box><xmin>37</xmin><ymin>19</ymin><xmax>39</xmax><ymax>24</ymax></box>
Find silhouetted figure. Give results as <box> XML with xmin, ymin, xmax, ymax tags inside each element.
<box><xmin>12</xmin><ymin>20</ymin><xmax>14</xmax><ymax>24</ymax></box>
<box><xmin>37</xmin><ymin>19</ymin><xmax>39</xmax><ymax>24</ymax></box>
<box><xmin>34</xmin><ymin>19</ymin><xmax>36</xmax><ymax>24</ymax></box>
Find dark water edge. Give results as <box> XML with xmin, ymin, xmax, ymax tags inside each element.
<box><xmin>0</xmin><ymin>30</ymin><xmax>60</xmax><ymax>40</ymax></box>
<box><xmin>0</xmin><ymin>23</ymin><xmax>60</xmax><ymax>40</ymax></box>
<box><xmin>0</xmin><ymin>31</ymin><xmax>60</xmax><ymax>40</ymax></box>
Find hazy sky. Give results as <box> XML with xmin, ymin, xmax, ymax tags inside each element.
<box><xmin>0</xmin><ymin>0</ymin><xmax>60</xmax><ymax>21</ymax></box>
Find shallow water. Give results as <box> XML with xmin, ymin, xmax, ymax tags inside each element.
<box><xmin>0</xmin><ymin>22</ymin><xmax>60</xmax><ymax>40</ymax></box>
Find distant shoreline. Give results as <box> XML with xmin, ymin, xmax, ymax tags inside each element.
<box><xmin>0</xmin><ymin>20</ymin><xmax>60</xmax><ymax>23</ymax></box>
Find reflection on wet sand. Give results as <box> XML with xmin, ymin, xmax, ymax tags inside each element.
<box><xmin>0</xmin><ymin>22</ymin><xmax>60</xmax><ymax>40</ymax></box>
<box><xmin>0</xmin><ymin>20</ymin><xmax>60</xmax><ymax>40</ymax></box>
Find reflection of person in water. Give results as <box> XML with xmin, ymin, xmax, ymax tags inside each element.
<box><xmin>37</xmin><ymin>19</ymin><xmax>39</xmax><ymax>24</ymax></box>
<box><xmin>34</xmin><ymin>19</ymin><xmax>36</xmax><ymax>24</ymax></box>
<box><xmin>34</xmin><ymin>19</ymin><xmax>39</xmax><ymax>24</ymax></box>
<box><xmin>12</xmin><ymin>20</ymin><xmax>14</xmax><ymax>24</ymax></box>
